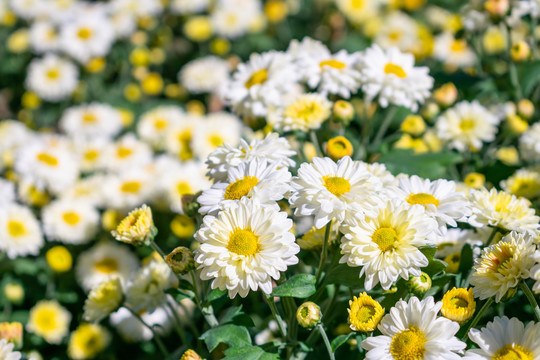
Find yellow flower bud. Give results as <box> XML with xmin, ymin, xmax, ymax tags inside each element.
<box><xmin>186</xmin><ymin>100</ymin><xmax>205</xmax><ymax>115</ymax></box>
<box><xmin>484</xmin><ymin>0</ymin><xmax>509</xmax><ymax>17</ymax></box>
<box><xmin>184</xmin><ymin>16</ymin><xmax>213</xmax><ymax>42</ymax></box>
<box><xmin>46</xmin><ymin>246</ymin><xmax>73</xmax><ymax>273</ymax></box>
<box><xmin>165</xmin><ymin>247</ymin><xmax>195</xmax><ymax>275</ymax></box>
<box><xmin>407</xmin><ymin>272</ymin><xmax>431</xmax><ymax>294</ymax></box>
<box><xmin>326</xmin><ymin>136</ymin><xmax>353</xmax><ymax>161</ymax></box>
<box><xmin>21</xmin><ymin>92</ymin><xmax>41</xmax><ymax>110</ymax></box>
<box><xmin>3</xmin><ymin>283</ymin><xmax>24</xmax><ymax>304</ymax></box>
<box><xmin>434</xmin><ymin>82</ymin><xmax>458</xmax><ymax>107</ymax></box>
<box><xmin>264</xmin><ymin>0</ymin><xmax>288</xmax><ymax>23</ymax></box>
<box><xmin>332</xmin><ymin>100</ymin><xmax>355</xmax><ymax>125</ymax></box>
<box><xmin>140</xmin><ymin>72</ymin><xmax>163</xmax><ymax>96</ymax></box>
<box><xmin>180</xmin><ymin>349</ymin><xmax>202</xmax><ymax>360</ymax></box>
<box><xmin>441</xmin><ymin>288</ymin><xmax>476</xmax><ymax>323</ymax></box>
<box><xmin>482</xmin><ymin>26</ymin><xmax>507</xmax><ymax>54</ymax></box>
<box><xmin>101</xmin><ymin>209</ymin><xmax>123</xmax><ymax>232</ymax></box>
<box><xmin>85</xmin><ymin>57</ymin><xmax>106</xmax><ymax>73</ymax></box>
<box><xmin>296</xmin><ymin>302</ymin><xmax>322</xmax><ymax>329</ymax></box>
<box><xmin>496</xmin><ymin>146</ymin><xmax>519</xmax><ymax>166</ymax></box>
<box><xmin>420</xmin><ymin>102</ymin><xmax>440</xmax><ymax>120</ymax></box>
<box><xmin>124</xmin><ymin>83</ymin><xmax>141</xmax><ymax>102</ymax></box>
<box><xmin>129</xmin><ymin>48</ymin><xmax>150</xmax><ymax>67</ymax></box>
<box><xmin>210</xmin><ymin>37</ymin><xmax>230</xmax><ymax>55</ymax></box>
<box><xmin>444</xmin><ymin>251</ymin><xmax>460</xmax><ymax>273</ymax></box>
<box><xmin>400</xmin><ymin>115</ymin><xmax>426</xmax><ymax>136</ymax></box>
<box><xmin>464</xmin><ymin>172</ymin><xmax>486</xmax><ymax>189</ymax></box>
<box><xmin>511</xmin><ymin>41</ymin><xmax>531</xmax><ymax>62</ymax></box>
<box><xmin>130</xmin><ymin>31</ymin><xmax>148</xmax><ymax>46</ymax></box>
<box><xmin>517</xmin><ymin>99</ymin><xmax>534</xmax><ymax>119</ymax></box>
<box><xmin>118</xmin><ymin>108</ymin><xmax>134</xmax><ymax>128</ymax></box>
<box><xmin>1</xmin><ymin>11</ymin><xmax>16</xmax><ymax>26</ymax></box>
<box><xmin>150</xmin><ymin>48</ymin><xmax>165</xmax><ymax>64</ymax></box>
<box><xmin>506</xmin><ymin>114</ymin><xmax>528</xmax><ymax>134</ymax></box>
<box><xmin>170</xmin><ymin>215</ymin><xmax>196</xmax><ymax>238</ymax></box>
<box><xmin>7</xmin><ymin>29</ymin><xmax>29</xmax><ymax>53</ymax></box>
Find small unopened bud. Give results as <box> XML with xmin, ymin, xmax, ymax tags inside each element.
<box><xmin>496</xmin><ymin>146</ymin><xmax>519</xmax><ymax>166</ymax></box>
<box><xmin>400</xmin><ymin>115</ymin><xmax>426</xmax><ymax>136</ymax></box>
<box><xmin>183</xmin><ymin>193</ymin><xmax>202</xmax><ymax>217</ymax></box>
<box><xmin>433</xmin><ymin>83</ymin><xmax>458</xmax><ymax>107</ymax></box>
<box><xmin>511</xmin><ymin>41</ymin><xmax>531</xmax><ymax>62</ymax></box>
<box><xmin>0</xmin><ymin>322</ymin><xmax>23</xmax><ymax>348</ymax></box>
<box><xmin>517</xmin><ymin>99</ymin><xmax>535</xmax><ymax>119</ymax></box>
<box><xmin>420</xmin><ymin>102</ymin><xmax>440</xmax><ymax>120</ymax></box>
<box><xmin>165</xmin><ymin>247</ymin><xmax>195</xmax><ymax>275</ymax></box>
<box><xmin>333</xmin><ymin>100</ymin><xmax>355</xmax><ymax>125</ymax></box>
<box><xmin>506</xmin><ymin>114</ymin><xmax>528</xmax><ymax>134</ymax></box>
<box><xmin>484</xmin><ymin>0</ymin><xmax>509</xmax><ymax>18</ymax></box>
<box><xmin>180</xmin><ymin>349</ymin><xmax>202</xmax><ymax>360</ymax></box>
<box><xmin>111</xmin><ymin>204</ymin><xmax>157</xmax><ymax>246</ymax></box>
<box><xmin>464</xmin><ymin>172</ymin><xmax>486</xmax><ymax>189</ymax></box>
<box><xmin>3</xmin><ymin>283</ymin><xmax>24</xmax><ymax>304</ymax></box>
<box><xmin>296</xmin><ymin>301</ymin><xmax>322</xmax><ymax>329</ymax></box>
<box><xmin>326</xmin><ymin>136</ymin><xmax>353</xmax><ymax>161</ymax></box>
<box><xmin>407</xmin><ymin>272</ymin><xmax>432</xmax><ymax>294</ymax></box>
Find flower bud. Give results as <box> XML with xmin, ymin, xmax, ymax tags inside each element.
<box><xmin>180</xmin><ymin>349</ymin><xmax>202</xmax><ymax>360</ymax></box>
<box><xmin>496</xmin><ymin>146</ymin><xmax>519</xmax><ymax>166</ymax></box>
<box><xmin>484</xmin><ymin>0</ymin><xmax>509</xmax><ymax>18</ymax></box>
<box><xmin>0</xmin><ymin>322</ymin><xmax>23</xmax><ymax>348</ymax></box>
<box><xmin>506</xmin><ymin>114</ymin><xmax>528</xmax><ymax>134</ymax></box>
<box><xmin>333</xmin><ymin>100</ymin><xmax>355</xmax><ymax>125</ymax></box>
<box><xmin>111</xmin><ymin>204</ymin><xmax>157</xmax><ymax>246</ymax></box>
<box><xmin>165</xmin><ymin>247</ymin><xmax>195</xmax><ymax>275</ymax></box>
<box><xmin>464</xmin><ymin>172</ymin><xmax>486</xmax><ymax>189</ymax></box>
<box><xmin>441</xmin><ymin>288</ymin><xmax>475</xmax><ymax>323</ymax></box>
<box><xmin>420</xmin><ymin>102</ymin><xmax>440</xmax><ymax>120</ymax></box>
<box><xmin>182</xmin><ymin>193</ymin><xmax>202</xmax><ymax>217</ymax></box>
<box><xmin>433</xmin><ymin>83</ymin><xmax>458</xmax><ymax>107</ymax></box>
<box><xmin>400</xmin><ymin>115</ymin><xmax>426</xmax><ymax>136</ymax></box>
<box><xmin>46</xmin><ymin>246</ymin><xmax>73</xmax><ymax>273</ymax></box>
<box><xmin>325</xmin><ymin>136</ymin><xmax>353</xmax><ymax>161</ymax></box>
<box><xmin>511</xmin><ymin>41</ymin><xmax>531</xmax><ymax>62</ymax></box>
<box><xmin>296</xmin><ymin>301</ymin><xmax>322</xmax><ymax>329</ymax></box>
<box><xmin>517</xmin><ymin>99</ymin><xmax>534</xmax><ymax>119</ymax></box>
<box><xmin>3</xmin><ymin>282</ymin><xmax>24</xmax><ymax>304</ymax></box>
<box><xmin>407</xmin><ymin>272</ymin><xmax>431</xmax><ymax>294</ymax></box>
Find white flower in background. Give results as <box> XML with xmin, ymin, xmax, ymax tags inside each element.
<box><xmin>206</xmin><ymin>132</ymin><xmax>296</xmax><ymax>182</ymax></box>
<box><xmin>76</xmin><ymin>241</ymin><xmax>139</xmax><ymax>291</ymax></box>
<box><xmin>164</xmin><ymin>113</ymin><xmax>200</xmax><ymax>160</ymax></box>
<box><xmin>395</xmin><ymin>175</ymin><xmax>470</xmax><ymax>234</ymax></box>
<box><xmin>520</xmin><ymin>122</ymin><xmax>540</xmax><ymax>162</ymax></box>
<box><xmin>434</xmin><ymin>228</ymin><xmax>483</xmax><ymax>259</ymax></box>
<box><xmin>108</xmin><ymin>11</ymin><xmax>136</xmax><ymax>39</ymax></box>
<box><xmin>374</xmin><ymin>12</ymin><xmax>421</xmax><ymax>54</ymax></box>
<box><xmin>435</xmin><ymin>101</ymin><xmax>500</xmax><ymax>152</ymax></box>
<box><xmin>192</xmin><ymin>112</ymin><xmax>243</xmax><ymax>160</ymax></box>
<box><xmin>9</xmin><ymin>0</ymin><xmax>45</xmax><ymax>20</ymax></box>
<box><xmin>101</xmin><ymin>134</ymin><xmax>153</xmax><ymax>172</ymax></box>
<box><xmin>211</xmin><ymin>0</ymin><xmax>261</xmax><ymax>39</ymax></box>
<box><xmin>137</xmin><ymin>105</ymin><xmax>184</xmax><ymax>150</ymax></box>
<box><xmin>335</xmin><ymin>0</ymin><xmax>383</xmax><ymax>26</ymax></box>
<box><xmin>340</xmin><ymin>200</ymin><xmax>437</xmax><ymax>290</ymax></box>
<box><xmin>0</xmin><ymin>203</ymin><xmax>43</xmax><ymax>259</ymax></box>
<box><xmin>59</xmin><ymin>174</ymin><xmax>107</xmax><ymax>208</ymax></box>
<box><xmin>0</xmin><ymin>179</ymin><xmax>16</xmax><ymax>206</ymax></box>
<box><xmin>179</xmin><ymin>56</ymin><xmax>230</xmax><ymax>94</ymax></box>
<box><xmin>103</xmin><ymin>168</ymin><xmax>155</xmax><ymax>211</ymax></box>
<box><xmin>60</xmin><ymin>103</ymin><xmax>123</xmax><ymax>140</ymax></box>
<box><xmin>0</xmin><ymin>120</ymin><xmax>35</xmax><ymax>154</ymax></box>
<box><xmin>195</xmin><ymin>199</ymin><xmax>300</xmax><ymax>298</ymax></box>
<box><xmin>501</xmin><ymin>167</ymin><xmax>540</xmax><ymax>199</ymax></box>
<box><xmin>83</xmin><ymin>277</ymin><xmax>123</xmax><ymax>323</ymax></box>
<box><xmin>289</xmin><ymin>156</ymin><xmax>382</xmax><ymax>229</ymax></box>
<box><xmin>532</xmin><ymin>250</ymin><xmax>540</xmax><ymax>293</ymax></box>
<box><xmin>42</xmin><ymin>198</ymin><xmax>100</xmax><ymax>245</ymax></box>
<box><xmin>198</xmin><ymin>159</ymin><xmax>291</xmax><ymax>215</ymax></box>
<box><xmin>40</xmin><ymin>0</ymin><xmax>78</xmax><ymax>24</ymax></box>
<box><xmin>29</xmin><ymin>21</ymin><xmax>60</xmax><ymax>53</ymax></box>
<box><xmin>223</xmin><ymin>51</ymin><xmax>299</xmax><ymax>119</ymax></box>
<box><xmin>126</xmin><ymin>261</ymin><xmax>178</xmax><ymax>313</ymax></box>
<box><xmin>109</xmin><ymin>0</ymin><xmax>163</xmax><ymax>17</ymax></box>
<box><xmin>170</xmin><ymin>0</ymin><xmax>210</xmax><ymax>14</ymax></box>
<box><xmin>361</xmin><ymin>296</ymin><xmax>466</xmax><ymax>359</ymax></box>
<box><xmin>287</xmin><ymin>37</ymin><xmax>329</xmax><ymax>61</ymax></box>
<box><xmin>357</xmin><ymin>45</ymin><xmax>433</xmax><ymax>111</ymax></box>
<box><xmin>268</xmin><ymin>93</ymin><xmax>332</xmax><ymax>132</ymax></box>
<box><xmin>365</xmin><ymin>163</ymin><xmax>397</xmax><ymax>188</ymax></box>
<box><xmin>433</xmin><ymin>32</ymin><xmax>477</xmax><ymax>69</ymax></box>
<box><xmin>26</xmin><ymin>300</ymin><xmax>72</xmax><ymax>345</ymax></box>
<box><xmin>465</xmin><ymin>316</ymin><xmax>540</xmax><ymax>359</ymax></box>
<box><xmin>75</xmin><ymin>138</ymin><xmax>110</xmax><ymax>173</ymax></box>
<box><xmin>25</xmin><ymin>54</ymin><xmax>79</xmax><ymax>102</ymax></box>
<box><xmin>0</xmin><ymin>338</ymin><xmax>21</xmax><ymax>360</ymax></box>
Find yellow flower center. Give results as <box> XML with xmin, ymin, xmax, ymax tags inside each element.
<box><xmin>350</xmin><ymin>0</ymin><xmax>364</xmax><ymax>9</ymax></box>
<box><xmin>120</xmin><ymin>181</ymin><xmax>141</xmax><ymax>194</ymax></box>
<box><xmin>82</xmin><ymin>112</ymin><xmax>97</xmax><ymax>123</ymax></box>
<box><xmin>77</xmin><ymin>27</ymin><xmax>93</xmax><ymax>40</ymax></box>
<box><xmin>355</xmin><ymin>304</ymin><xmax>376</xmax><ymax>323</ymax></box>
<box><xmin>35</xmin><ymin>309</ymin><xmax>57</xmax><ymax>331</ymax></box>
<box><xmin>208</xmin><ymin>134</ymin><xmax>224</xmax><ymax>147</ymax></box>
<box><xmin>459</xmin><ymin>119</ymin><xmax>475</xmax><ymax>131</ymax></box>
<box><xmin>384</xmin><ymin>63</ymin><xmax>407</xmax><ymax>78</ymax></box>
<box><xmin>176</xmin><ymin>181</ymin><xmax>192</xmax><ymax>195</ymax></box>
<box><xmin>319</xmin><ymin>59</ymin><xmax>346</xmax><ymax>69</ymax></box>
<box><xmin>36</xmin><ymin>152</ymin><xmax>59</xmax><ymax>166</ymax></box>
<box><xmin>390</xmin><ymin>327</ymin><xmax>426</xmax><ymax>360</ymax></box>
<box><xmin>284</xmin><ymin>99</ymin><xmax>326</xmax><ymax>123</ymax></box>
<box><xmin>7</xmin><ymin>220</ymin><xmax>26</xmax><ymax>237</ymax></box>
<box><xmin>406</xmin><ymin>193</ymin><xmax>439</xmax><ymax>208</ymax></box>
<box><xmin>62</xmin><ymin>211</ymin><xmax>80</xmax><ymax>226</ymax></box>
<box><xmin>245</xmin><ymin>69</ymin><xmax>268</xmax><ymax>88</ymax></box>
<box><xmin>372</xmin><ymin>227</ymin><xmax>398</xmax><ymax>252</ymax></box>
<box><xmin>228</xmin><ymin>228</ymin><xmax>260</xmax><ymax>256</ymax></box>
<box><xmin>492</xmin><ymin>344</ymin><xmax>533</xmax><ymax>360</ymax></box>
<box><xmin>322</xmin><ymin>176</ymin><xmax>351</xmax><ymax>197</ymax></box>
<box><xmin>93</xmin><ymin>257</ymin><xmax>119</xmax><ymax>274</ymax></box>
<box><xmin>46</xmin><ymin>68</ymin><xmax>60</xmax><ymax>80</ymax></box>
<box><xmin>450</xmin><ymin>39</ymin><xmax>467</xmax><ymax>53</ymax></box>
<box><xmin>153</xmin><ymin>118</ymin><xmax>168</xmax><ymax>130</ymax></box>
<box><xmin>389</xmin><ymin>30</ymin><xmax>402</xmax><ymax>41</ymax></box>
<box><xmin>84</xmin><ymin>149</ymin><xmax>99</xmax><ymax>162</ymax></box>
<box><xmin>116</xmin><ymin>146</ymin><xmax>133</xmax><ymax>159</ymax></box>
<box><xmin>449</xmin><ymin>296</ymin><xmax>469</xmax><ymax>309</ymax></box>
<box><xmin>224</xmin><ymin>176</ymin><xmax>259</xmax><ymax>200</ymax></box>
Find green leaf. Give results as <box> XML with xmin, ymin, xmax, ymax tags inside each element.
<box><xmin>13</xmin><ymin>259</ymin><xmax>40</xmax><ymax>275</ymax></box>
<box><xmin>220</xmin><ymin>306</ymin><xmax>254</xmax><ymax>327</ymax></box>
<box><xmin>272</xmin><ymin>274</ymin><xmax>316</xmax><ymax>298</ymax></box>
<box><xmin>519</xmin><ymin>61</ymin><xmax>540</xmax><ymax>96</ymax></box>
<box><xmin>377</xmin><ymin>150</ymin><xmax>462</xmax><ymax>179</ymax></box>
<box><xmin>207</xmin><ymin>288</ymin><xmax>228</xmax><ymax>302</ymax></box>
<box><xmin>331</xmin><ymin>333</ymin><xmax>354</xmax><ymax>352</ymax></box>
<box><xmin>224</xmin><ymin>346</ymin><xmax>280</xmax><ymax>360</ymax></box>
<box><xmin>325</xmin><ymin>263</ymin><xmax>363</xmax><ymax>288</ymax></box>
<box><xmin>420</xmin><ymin>247</ymin><xmax>446</xmax><ymax>276</ymax></box>
<box><xmin>200</xmin><ymin>324</ymin><xmax>251</xmax><ymax>352</ymax></box>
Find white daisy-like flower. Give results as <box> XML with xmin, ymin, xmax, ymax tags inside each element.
<box><xmin>26</xmin><ymin>300</ymin><xmax>72</xmax><ymax>345</ymax></box>
<box><xmin>126</xmin><ymin>261</ymin><xmax>178</xmax><ymax>313</ymax></box>
<box><xmin>25</xmin><ymin>54</ymin><xmax>79</xmax><ymax>102</ymax></box>
<box><xmin>435</xmin><ymin>101</ymin><xmax>500</xmax><ymax>152</ymax></box>
<box><xmin>0</xmin><ymin>338</ymin><xmax>21</xmax><ymax>360</ymax></box>
<box><xmin>357</xmin><ymin>45</ymin><xmax>433</xmax><ymax>111</ymax></box>
<box><xmin>0</xmin><ymin>204</ymin><xmax>43</xmax><ymax>259</ymax></box>
<box><xmin>60</xmin><ymin>103</ymin><xmax>122</xmax><ymax>140</ymax></box>
<box><xmin>287</xmin><ymin>37</ymin><xmax>329</xmax><ymax>61</ymax></box>
<box><xmin>335</xmin><ymin>0</ymin><xmax>383</xmax><ymax>26</ymax></box>
<box><xmin>519</xmin><ymin>122</ymin><xmax>540</xmax><ymax>163</ymax></box>
<box><xmin>532</xmin><ymin>250</ymin><xmax>540</xmax><ymax>293</ymax></box>
<box><xmin>9</xmin><ymin>0</ymin><xmax>45</xmax><ymax>20</ymax></box>
<box><xmin>223</xmin><ymin>51</ymin><xmax>299</xmax><ymax>119</ymax></box>
<box><xmin>374</xmin><ymin>12</ymin><xmax>421</xmax><ymax>54</ymax></box>
<box><xmin>361</xmin><ymin>296</ymin><xmax>466</xmax><ymax>359</ymax></box>
<box><xmin>435</xmin><ymin>228</ymin><xmax>483</xmax><ymax>260</ymax></box>
<box><xmin>83</xmin><ymin>277</ymin><xmax>123</xmax><ymax>323</ymax></box>
<box><xmin>465</xmin><ymin>316</ymin><xmax>540</xmax><ymax>359</ymax></box>
<box><xmin>192</xmin><ymin>112</ymin><xmax>243</xmax><ymax>160</ymax></box>
<box><xmin>0</xmin><ymin>120</ymin><xmax>35</xmax><ymax>154</ymax></box>
<box><xmin>268</xmin><ymin>93</ymin><xmax>332</xmax><ymax>132</ymax></box>
<box><xmin>395</xmin><ymin>175</ymin><xmax>471</xmax><ymax>234</ymax></box>
<box><xmin>41</xmin><ymin>198</ymin><xmax>100</xmax><ymax>245</ymax></box>
<box><xmin>76</xmin><ymin>241</ymin><xmax>139</xmax><ymax>291</ymax></box>
<box><xmin>0</xmin><ymin>179</ymin><xmax>16</xmax><ymax>207</ymax></box>
<box><xmin>468</xmin><ymin>188</ymin><xmax>540</xmax><ymax>235</ymax></box>
<box><xmin>340</xmin><ymin>200</ymin><xmax>437</xmax><ymax>290</ymax></box>
<box><xmin>289</xmin><ymin>156</ymin><xmax>382</xmax><ymax>229</ymax></box>
<box><xmin>179</xmin><ymin>56</ymin><xmax>230</xmax><ymax>94</ymax></box>
<box><xmin>29</xmin><ymin>21</ymin><xmax>60</xmax><ymax>54</ymax></box>
<box><xmin>433</xmin><ymin>32</ymin><xmax>477</xmax><ymax>69</ymax></box>
<box><xmin>103</xmin><ymin>168</ymin><xmax>155</xmax><ymax>211</ymax></box>
<box><xmin>101</xmin><ymin>134</ymin><xmax>153</xmax><ymax>173</ymax></box>
<box><xmin>195</xmin><ymin>198</ymin><xmax>300</xmax><ymax>298</ymax></box>
<box><xmin>74</xmin><ymin>138</ymin><xmax>110</xmax><ymax>173</ymax></box>
<box><xmin>198</xmin><ymin>159</ymin><xmax>291</xmax><ymax>215</ymax></box>
<box><xmin>164</xmin><ymin>113</ymin><xmax>200</xmax><ymax>160</ymax></box>
<box><xmin>59</xmin><ymin>174</ymin><xmax>107</xmax><ymax>208</ymax></box>
<box><xmin>137</xmin><ymin>105</ymin><xmax>184</xmax><ymax>150</ymax></box>
<box><xmin>206</xmin><ymin>132</ymin><xmax>296</xmax><ymax>182</ymax></box>
<box><xmin>210</xmin><ymin>0</ymin><xmax>260</xmax><ymax>39</ymax></box>
<box><xmin>108</xmin><ymin>11</ymin><xmax>136</xmax><ymax>39</ymax></box>
<box><xmin>365</xmin><ymin>162</ymin><xmax>397</xmax><ymax>188</ymax></box>
<box><xmin>170</xmin><ymin>0</ymin><xmax>210</xmax><ymax>14</ymax></box>
<box><xmin>110</xmin><ymin>0</ymin><xmax>163</xmax><ymax>17</ymax></box>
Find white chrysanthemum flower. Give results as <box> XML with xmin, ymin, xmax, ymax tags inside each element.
<box><xmin>109</xmin><ymin>11</ymin><xmax>136</xmax><ymax>38</ymax></box>
<box><xmin>435</xmin><ymin>101</ymin><xmax>500</xmax><ymax>152</ymax></box>
<box><xmin>41</xmin><ymin>198</ymin><xmax>100</xmax><ymax>245</ymax></box>
<box><xmin>110</xmin><ymin>0</ymin><xmax>163</xmax><ymax>17</ymax></box>
<box><xmin>268</xmin><ymin>93</ymin><xmax>332</xmax><ymax>132</ymax></box>
<box><xmin>101</xmin><ymin>134</ymin><xmax>153</xmax><ymax>172</ymax></box>
<box><xmin>361</xmin><ymin>296</ymin><xmax>466</xmax><ymax>359</ymax></box>
<box><xmin>468</xmin><ymin>188</ymin><xmax>540</xmax><ymax>235</ymax></box>
<box><xmin>223</xmin><ymin>51</ymin><xmax>299</xmax><ymax>119</ymax></box>
<box><xmin>164</xmin><ymin>113</ymin><xmax>200</xmax><ymax>160</ymax></box>
<box><xmin>365</xmin><ymin>162</ymin><xmax>397</xmax><ymax>188</ymax></box>
<box><xmin>501</xmin><ymin>167</ymin><xmax>540</xmax><ymax>199</ymax></box>
<box><xmin>198</xmin><ymin>159</ymin><xmax>291</xmax><ymax>215</ymax></box>
<box><xmin>289</xmin><ymin>156</ymin><xmax>382</xmax><ymax>229</ymax></box>
<box><xmin>60</xmin><ymin>103</ymin><xmax>122</xmax><ymax>140</ymax></box>
<box><xmin>27</xmin><ymin>300</ymin><xmax>72</xmax><ymax>344</ymax></box>
<box><xmin>0</xmin><ymin>120</ymin><xmax>35</xmax><ymax>154</ymax></box>
<box><xmin>137</xmin><ymin>106</ymin><xmax>184</xmax><ymax>150</ymax></box>
<box><xmin>0</xmin><ymin>203</ymin><xmax>44</xmax><ymax>259</ymax></box>
<box><xmin>520</xmin><ymin>122</ymin><xmax>540</xmax><ymax>162</ymax></box>
<box><xmin>29</xmin><ymin>21</ymin><xmax>60</xmax><ymax>54</ymax></box>
<box><xmin>374</xmin><ymin>12</ymin><xmax>421</xmax><ymax>54</ymax></box>
<box><xmin>433</xmin><ymin>32</ymin><xmax>477</xmax><ymax>69</ymax></box>
<box><xmin>340</xmin><ymin>200</ymin><xmax>437</xmax><ymax>290</ymax></box>
<box><xmin>126</xmin><ymin>261</ymin><xmax>178</xmax><ymax>313</ymax></box>
<box><xmin>0</xmin><ymin>338</ymin><xmax>21</xmax><ymax>360</ymax></box>
<box><xmin>211</xmin><ymin>0</ymin><xmax>260</xmax><ymax>39</ymax></box>
<box><xmin>25</xmin><ymin>54</ymin><xmax>79</xmax><ymax>102</ymax></box>
<box><xmin>0</xmin><ymin>179</ymin><xmax>16</xmax><ymax>207</ymax></box>
<box><xmin>357</xmin><ymin>45</ymin><xmax>433</xmax><ymax>111</ymax></box>
<box><xmin>76</xmin><ymin>241</ymin><xmax>139</xmax><ymax>291</ymax></box>
<box><xmin>287</xmin><ymin>37</ymin><xmax>329</xmax><ymax>61</ymax></box>
<box><xmin>179</xmin><ymin>56</ymin><xmax>230</xmax><ymax>94</ymax></box>
<box><xmin>470</xmin><ymin>231</ymin><xmax>536</xmax><ymax>302</ymax></box>
<box><xmin>170</xmin><ymin>0</ymin><xmax>210</xmax><ymax>14</ymax></box>
<box><xmin>74</xmin><ymin>138</ymin><xmax>110</xmax><ymax>173</ymax></box>
<box><xmin>395</xmin><ymin>175</ymin><xmax>471</xmax><ymax>234</ymax></box>
<box><xmin>532</xmin><ymin>250</ymin><xmax>540</xmax><ymax>293</ymax></box>
<box><xmin>206</xmin><ymin>132</ymin><xmax>296</xmax><ymax>182</ymax></box>
<box><xmin>195</xmin><ymin>198</ymin><xmax>300</xmax><ymax>298</ymax></box>
<box><xmin>9</xmin><ymin>0</ymin><xmax>45</xmax><ymax>20</ymax></box>
<box><xmin>83</xmin><ymin>277</ymin><xmax>123</xmax><ymax>323</ymax></box>
<box><xmin>465</xmin><ymin>316</ymin><xmax>540</xmax><ymax>359</ymax></box>
<box><xmin>59</xmin><ymin>174</ymin><xmax>106</xmax><ymax>208</ymax></box>
<box><xmin>435</xmin><ymin>228</ymin><xmax>483</xmax><ymax>259</ymax></box>
<box><xmin>192</xmin><ymin>112</ymin><xmax>243</xmax><ymax>160</ymax></box>
<box><xmin>103</xmin><ymin>169</ymin><xmax>155</xmax><ymax>211</ymax></box>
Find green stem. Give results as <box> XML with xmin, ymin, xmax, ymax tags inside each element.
<box><xmin>317</xmin><ymin>324</ymin><xmax>335</xmax><ymax>360</ymax></box>
<box><xmin>166</xmin><ymin>299</ymin><xmax>188</xmax><ymax>345</ymax></box>
<box><xmin>266</xmin><ymin>295</ymin><xmax>287</xmax><ymax>338</ymax></box>
<box><xmin>315</xmin><ymin>220</ymin><xmax>334</xmax><ymax>285</ymax></box>
<box><xmin>190</xmin><ymin>270</ymin><xmax>219</xmax><ymax>328</ymax></box>
<box><xmin>373</xmin><ymin>107</ymin><xmax>397</xmax><ymax>147</ymax></box>
<box><xmin>126</xmin><ymin>306</ymin><xmax>170</xmax><ymax>359</ymax></box>
<box><xmin>310</xmin><ymin>130</ymin><xmax>324</xmax><ymax>157</ymax></box>
<box><xmin>505</xmin><ymin>24</ymin><xmax>523</xmax><ymax>99</ymax></box>
<box><xmin>323</xmin><ymin>284</ymin><xmax>341</xmax><ymax>315</ymax></box>
<box><xmin>520</xmin><ymin>281</ymin><xmax>540</xmax><ymax>322</ymax></box>
<box><xmin>485</xmin><ymin>227</ymin><xmax>499</xmax><ymax>247</ymax></box>
<box><xmin>461</xmin><ymin>298</ymin><xmax>494</xmax><ymax>341</ymax></box>
<box><xmin>532</xmin><ymin>16</ymin><xmax>539</xmax><ymax>60</ymax></box>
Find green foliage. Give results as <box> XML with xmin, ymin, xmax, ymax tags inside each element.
<box><xmin>272</xmin><ymin>274</ymin><xmax>317</xmax><ymax>298</ymax></box>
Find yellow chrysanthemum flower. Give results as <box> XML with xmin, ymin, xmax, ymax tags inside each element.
<box><xmin>111</xmin><ymin>204</ymin><xmax>156</xmax><ymax>246</ymax></box>
<box><xmin>347</xmin><ymin>293</ymin><xmax>384</xmax><ymax>332</ymax></box>
<box><xmin>68</xmin><ymin>323</ymin><xmax>110</xmax><ymax>360</ymax></box>
<box><xmin>441</xmin><ymin>287</ymin><xmax>476</xmax><ymax>323</ymax></box>
<box><xmin>83</xmin><ymin>278</ymin><xmax>123</xmax><ymax>323</ymax></box>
